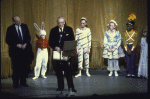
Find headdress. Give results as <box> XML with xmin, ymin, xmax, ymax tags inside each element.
<box><xmin>34</xmin><ymin>22</ymin><xmax>46</xmax><ymax>36</ymax></box>
<box><xmin>108</xmin><ymin>20</ymin><xmax>118</xmax><ymax>26</ymax></box>
<box><xmin>80</xmin><ymin>17</ymin><xmax>87</xmax><ymax>22</ymax></box>
<box><xmin>126</xmin><ymin>14</ymin><xmax>136</xmax><ymax>25</ymax></box>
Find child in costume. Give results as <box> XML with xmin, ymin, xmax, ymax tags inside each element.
<box><xmin>138</xmin><ymin>26</ymin><xmax>148</xmax><ymax>79</ymax></box>
<box><xmin>32</xmin><ymin>22</ymin><xmax>49</xmax><ymax>80</ymax></box>
<box><xmin>123</xmin><ymin>14</ymin><xmax>138</xmax><ymax>78</ymax></box>
<box><xmin>102</xmin><ymin>20</ymin><xmax>125</xmax><ymax>76</ymax></box>
<box><xmin>75</xmin><ymin>17</ymin><xmax>91</xmax><ymax>77</ymax></box>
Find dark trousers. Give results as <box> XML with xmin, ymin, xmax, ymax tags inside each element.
<box><xmin>11</xmin><ymin>48</ymin><xmax>28</xmax><ymax>86</ymax></box>
<box><xmin>55</xmin><ymin>61</ymin><xmax>74</xmax><ymax>90</ymax></box>
<box><xmin>125</xmin><ymin>44</ymin><xmax>136</xmax><ymax>75</ymax></box>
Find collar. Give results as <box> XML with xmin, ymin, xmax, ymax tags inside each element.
<box><xmin>80</xmin><ymin>27</ymin><xmax>87</xmax><ymax>30</ymax></box>
<box><xmin>15</xmin><ymin>24</ymin><xmax>20</xmax><ymax>27</ymax></box>
<box><xmin>109</xmin><ymin>29</ymin><xmax>116</xmax><ymax>33</ymax></box>
<box><xmin>39</xmin><ymin>37</ymin><xmax>47</xmax><ymax>40</ymax></box>
<box><xmin>126</xmin><ymin>29</ymin><xmax>134</xmax><ymax>33</ymax></box>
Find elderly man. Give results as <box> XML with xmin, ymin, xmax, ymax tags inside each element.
<box><xmin>49</xmin><ymin>16</ymin><xmax>77</xmax><ymax>93</ymax></box>
<box><xmin>6</xmin><ymin>16</ymin><xmax>32</xmax><ymax>88</ymax></box>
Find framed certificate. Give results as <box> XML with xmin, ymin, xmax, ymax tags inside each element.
<box><xmin>53</xmin><ymin>51</ymin><xmax>68</xmax><ymax>61</ymax></box>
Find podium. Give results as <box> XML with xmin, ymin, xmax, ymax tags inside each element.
<box><xmin>53</xmin><ymin>41</ymin><xmax>77</xmax><ymax>61</ymax></box>
<box><xmin>63</xmin><ymin>40</ymin><xmax>77</xmax><ymax>57</ymax></box>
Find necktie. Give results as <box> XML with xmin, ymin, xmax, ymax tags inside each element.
<box><xmin>18</xmin><ymin>26</ymin><xmax>23</xmax><ymax>44</ymax></box>
<box><xmin>59</xmin><ymin>28</ymin><xmax>63</xmax><ymax>46</ymax></box>
<box><xmin>60</xmin><ymin>28</ymin><xmax>63</xmax><ymax>33</ymax></box>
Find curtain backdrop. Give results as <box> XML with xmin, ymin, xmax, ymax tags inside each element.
<box><xmin>1</xmin><ymin>0</ymin><xmax>147</xmax><ymax>78</ymax></box>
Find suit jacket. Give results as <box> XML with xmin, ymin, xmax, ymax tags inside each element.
<box><xmin>6</xmin><ymin>23</ymin><xmax>31</xmax><ymax>57</ymax></box>
<box><xmin>6</xmin><ymin>23</ymin><xmax>31</xmax><ymax>48</ymax></box>
<box><xmin>49</xmin><ymin>26</ymin><xmax>75</xmax><ymax>50</ymax></box>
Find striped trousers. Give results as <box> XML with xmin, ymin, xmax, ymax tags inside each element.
<box><xmin>78</xmin><ymin>47</ymin><xmax>89</xmax><ymax>69</ymax></box>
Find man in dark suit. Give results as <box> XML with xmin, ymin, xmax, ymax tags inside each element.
<box><xmin>6</xmin><ymin>16</ymin><xmax>32</xmax><ymax>88</ymax></box>
<box><xmin>49</xmin><ymin>16</ymin><xmax>77</xmax><ymax>93</ymax></box>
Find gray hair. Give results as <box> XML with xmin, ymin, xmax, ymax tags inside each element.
<box><xmin>57</xmin><ymin>16</ymin><xmax>65</xmax><ymax>23</ymax></box>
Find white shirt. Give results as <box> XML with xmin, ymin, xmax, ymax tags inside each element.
<box><xmin>15</xmin><ymin>24</ymin><xmax>23</xmax><ymax>40</ymax></box>
<box><xmin>59</xmin><ymin>27</ymin><xmax>64</xmax><ymax>32</ymax></box>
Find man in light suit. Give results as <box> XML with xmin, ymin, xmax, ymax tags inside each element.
<box><xmin>6</xmin><ymin>16</ymin><xmax>33</xmax><ymax>88</ymax></box>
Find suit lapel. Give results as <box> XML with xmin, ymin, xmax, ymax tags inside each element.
<box><xmin>20</xmin><ymin>24</ymin><xmax>24</xmax><ymax>37</ymax></box>
<box><xmin>13</xmin><ymin>24</ymin><xmax>19</xmax><ymax>37</ymax></box>
<box><xmin>57</xmin><ymin>26</ymin><xmax>59</xmax><ymax>34</ymax></box>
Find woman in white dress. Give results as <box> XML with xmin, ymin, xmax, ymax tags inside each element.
<box><xmin>138</xmin><ymin>26</ymin><xmax>148</xmax><ymax>79</ymax></box>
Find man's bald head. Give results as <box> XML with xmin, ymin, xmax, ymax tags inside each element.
<box><xmin>12</xmin><ymin>16</ymin><xmax>21</xmax><ymax>25</ymax></box>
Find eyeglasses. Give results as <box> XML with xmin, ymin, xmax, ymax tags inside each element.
<box><xmin>58</xmin><ymin>22</ymin><xmax>64</xmax><ymax>24</ymax></box>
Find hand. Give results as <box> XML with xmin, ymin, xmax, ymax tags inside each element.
<box><xmin>107</xmin><ymin>48</ymin><xmax>112</xmax><ymax>52</ymax></box>
<box><xmin>111</xmin><ymin>48</ymin><xmax>116</xmax><ymax>52</ymax></box>
<box><xmin>127</xmin><ymin>50</ymin><xmax>131</xmax><ymax>55</ymax></box>
<box><xmin>17</xmin><ymin>44</ymin><xmax>22</xmax><ymax>49</ymax></box>
<box><xmin>22</xmin><ymin>43</ymin><xmax>27</xmax><ymax>50</ymax></box>
<box><xmin>87</xmin><ymin>48</ymin><xmax>90</xmax><ymax>54</ymax></box>
<box><xmin>55</xmin><ymin>47</ymin><xmax>60</xmax><ymax>53</ymax></box>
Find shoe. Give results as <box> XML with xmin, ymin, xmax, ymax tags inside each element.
<box><xmin>32</xmin><ymin>77</ymin><xmax>38</xmax><ymax>80</ymax></box>
<box><xmin>108</xmin><ymin>72</ymin><xmax>113</xmax><ymax>76</ymax></box>
<box><xmin>126</xmin><ymin>74</ymin><xmax>131</xmax><ymax>77</ymax></box>
<box><xmin>86</xmin><ymin>73</ymin><xmax>91</xmax><ymax>77</ymax></box>
<box><xmin>68</xmin><ymin>89</ymin><xmax>77</xmax><ymax>97</ymax></box>
<box><xmin>115</xmin><ymin>72</ymin><xmax>118</xmax><ymax>76</ymax></box>
<box><xmin>21</xmin><ymin>84</ymin><xmax>29</xmax><ymax>87</ymax></box>
<box><xmin>42</xmin><ymin>75</ymin><xmax>47</xmax><ymax>79</ymax></box>
<box><xmin>72</xmin><ymin>88</ymin><xmax>77</xmax><ymax>93</ymax></box>
<box><xmin>131</xmin><ymin>74</ymin><xmax>135</xmax><ymax>78</ymax></box>
<box><xmin>75</xmin><ymin>74</ymin><xmax>81</xmax><ymax>77</ymax></box>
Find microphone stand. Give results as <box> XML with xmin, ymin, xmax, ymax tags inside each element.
<box><xmin>56</xmin><ymin>34</ymin><xmax>66</xmax><ymax>97</ymax></box>
<box><xmin>60</xmin><ymin>34</ymin><xmax>63</xmax><ymax>94</ymax></box>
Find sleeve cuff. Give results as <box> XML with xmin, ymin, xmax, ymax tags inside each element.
<box><xmin>131</xmin><ymin>46</ymin><xmax>135</xmax><ymax>51</ymax></box>
<box><xmin>124</xmin><ymin>46</ymin><xmax>129</xmax><ymax>51</ymax></box>
<box><xmin>115</xmin><ymin>46</ymin><xmax>119</xmax><ymax>49</ymax></box>
<box><xmin>105</xmin><ymin>46</ymin><xmax>109</xmax><ymax>49</ymax></box>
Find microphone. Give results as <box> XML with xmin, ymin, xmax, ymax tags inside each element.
<box><xmin>59</xmin><ymin>34</ymin><xmax>62</xmax><ymax>48</ymax></box>
<box><xmin>60</xmin><ymin>34</ymin><xmax>62</xmax><ymax>41</ymax></box>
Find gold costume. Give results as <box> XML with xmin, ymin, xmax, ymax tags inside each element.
<box><xmin>123</xmin><ymin>29</ymin><xmax>138</xmax><ymax>51</ymax></box>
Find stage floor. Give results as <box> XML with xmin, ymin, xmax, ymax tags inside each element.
<box><xmin>1</xmin><ymin>68</ymin><xmax>148</xmax><ymax>98</ymax></box>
